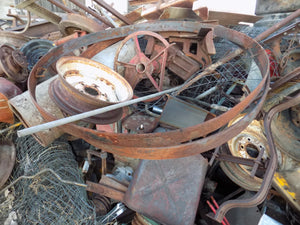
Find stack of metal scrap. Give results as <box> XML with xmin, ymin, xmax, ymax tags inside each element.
<box><xmin>0</xmin><ymin>0</ymin><xmax>299</xmax><ymax>224</ymax></box>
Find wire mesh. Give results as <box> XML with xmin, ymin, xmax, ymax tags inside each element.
<box><xmin>4</xmin><ymin>135</ymin><xmax>97</xmax><ymax>225</ymax></box>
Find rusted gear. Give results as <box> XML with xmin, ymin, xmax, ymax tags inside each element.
<box><xmin>114</xmin><ymin>31</ymin><xmax>171</xmax><ymax>95</ymax></box>
<box><xmin>0</xmin><ymin>44</ymin><xmax>28</xmax><ymax>83</ymax></box>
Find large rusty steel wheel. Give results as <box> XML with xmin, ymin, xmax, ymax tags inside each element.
<box><xmin>114</xmin><ymin>31</ymin><xmax>171</xmax><ymax>96</ymax></box>
<box><xmin>28</xmin><ymin>21</ymin><xmax>270</xmax><ymax>160</ymax></box>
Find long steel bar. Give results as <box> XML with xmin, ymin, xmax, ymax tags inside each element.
<box><xmin>17</xmin><ymin>85</ymin><xmax>182</xmax><ymax>137</ymax></box>
<box><xmin>92</xmin><ymin>0</ymin><xmax>132</xmax><ymax>25</ymax></box>
<box><xmin>68</xmin><ymin>0</ymin><xmax>115</xmax><ymax>27</ymax></box>
<box><xmin>46</xmin><ymin>0</ymin><xmax>75</xmax><ymax>13</ymax></box>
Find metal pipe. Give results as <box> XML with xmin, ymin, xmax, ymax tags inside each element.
<box><xmin>17</xmin><ymin>85</ymin><xmax>183</xmax><ymax>137</ymax></box>
<box><xmin>46</xmin><ymin>0</ymin><xmax>75</xmax><ymax>13</ymax></box>
<box><xmin>195</xmin><ymin>86</ymin><xmax>218</xmax><ymax>100</ymax></box>
<box><xmin>94</xmin><ymin>4</ymin><xmax>119</xmax><ymax>28</ymax></box>
<box><xmin>255</xmin><ymin>9</ymin><xmax>300</xmax><ymax>42</ymax></box>
<box><xmin>68</xmin><ymin>0</ymin><xmax>115</xmax><ymax>27</ymax></box>
<box><xmin>92</xmin><ymin>0</ymin><xmax>132</xmax><ymax>25</ymax></box>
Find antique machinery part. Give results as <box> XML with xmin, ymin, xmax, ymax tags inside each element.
<box><xmin>16</xmin><ymin>0</ymin><xmax>62</xmax><ymax>25</ymax></box>
<box><xmin>212</xmin><ymin>92</ymin><xmax>300</xmax><ymax>223</ymax></box>
<box><xmin>58</xmin><ymin>13</ymin><xmax>107</xmax><ymax>36</ymax></box>
<box><xmin>0</xmin><ymin>44</ymin><xmax>28</xmax><ymax>83</ymax></box>
<box><xmin>49</xmin><ymin>56</ymin><xmax>133</xmax><ymax>124</ymax></box>
<box><xmin>92</xmin><ymin>0</ymin><xmax>132</xmax><ymax>25</ymax></box>
<box><xmin>9</xmin><ymin>76</ymin><xmax>64</xmax><ymax>146</ymax></box>
<box><xmin>220</xmin><ymin>116</ymin><xmax>269</xmax><ymax>191</ymax></box>
<box><xmin>68</xmin><ymin>0</ymin><xmax>114</xmax><ymax>28</ymax></box>
<box><xmin>20</xmin><ymin>39</ymin><xmax>55</xmax><ymax>71</ymax></box>
<box><xmin>124</xmin><ymin>155</ymin><xmax>208</xmax><ymax>225</ymax></box>
<box><xmin>168</xmin><ymin>29</ymin><xmax>215</xmax><ymax>67</ymax></box>
<box><xmin>0</xmin><ymin>93</ymin><xmax>14</xmax><ymax>124</ymax></box>
<box><xmin>0</xmin><ymin>77</ymin><xmax>22</xmax><ymax>99</ymax></box>
<box><xmin>114</xmin><ymin>31</ymin><xmax>171</xmax><ymax>94</ymax></box>
<box><xmin>26</xmin><ymin>21</ymin><xmax>269</xmax><ymax>159</ymax></box>
<box><xmin>0</xmin><ymin>140</ymin><xmax>16</xmax><ymax>189</ymax></box>
<box><xmin>0</xmin><ymin>32</ymin><xmax>30</xmax><ymax>48</ymax></box>
<box><xmin>122</xmin><ymin>112</ymin><xmax>159</xmax><ymax>134</ymax></box>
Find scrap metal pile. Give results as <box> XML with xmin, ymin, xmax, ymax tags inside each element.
<box><xmin>0</xmin><ymin>0</ymin><xmax>299</xmax><ymax>224</ymax></box>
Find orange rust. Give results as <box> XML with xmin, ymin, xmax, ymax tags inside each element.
<box><xmin>0</xmin><ymin>93</ymin><xmax>14</xmax><ymax>124</ymax></box>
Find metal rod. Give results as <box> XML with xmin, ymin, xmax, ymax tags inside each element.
<box><xmin>46</xmin><ymin>0</ymin><xmax>75</xmax><ymax>13</ymax></box>
<box><xmin>68</xmin><ymin>0</ymin><xmax>115</xmax><ymax>27</ymax></box>
<box><xmin>94</xmin><ymin>4</ymin><xmax>119</xmax><ymax>27</ymax></box>
<box><xmin>92</xmin><ymin>0</ymin><xmax>132</xmax><ymax>25</ymax></box>
<box><xmin>17</xmin><ymin>85</ymin><xmax>182</xmax><ymax>137</ymax></box>
<box><xmin>255</xmin><ymin>9</ymin><xmax>300</xmax><ymax>42</ymax></box>
<box><xmin>195</xmin><ymin>86</ymin><xmax>218</xmax><ymax>100</ymax></box>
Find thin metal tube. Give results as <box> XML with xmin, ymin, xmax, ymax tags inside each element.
<box><xmin>17</xmin><ymin>85</ymin><xmax>183</xmax><ymax>137</ymax></box>
<box><xmin>47</xmin><ymin>0</ymin><xmax>75</xmax><ymax>13</ymax></box>
<box><xmin>92</xmin><ymin>0</ymin><xmax>132</xmax><ymax>25</ymax></box>
<box><xmin>68</xmin><ymin>0</ymin><xmax>115</xmax><ymax>27</ymax></box>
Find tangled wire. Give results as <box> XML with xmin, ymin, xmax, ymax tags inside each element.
<box><xmin>2</xmin><ymin>135</ymin><xmax>97</xmax><ymax>225</ymax></box>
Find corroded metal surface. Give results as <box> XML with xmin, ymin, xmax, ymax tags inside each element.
<box><xmin>0</xmin><ymin>31</ymin><xmax>30</xmax><ymax>48</ymax></box>
<box><xmin>0</xmin><ymin>93</ymin><xmax>14</xmax><ymax>124</ymax></box>
<box><xmin>0</xmin><ymin>44</ymin><xmax>28</xmax><ymax>83</ymax></box>
<box><xmin>0</xmin><ymin>77</ymin><xmax>22</xmax><ymax>99</ymax></box>
<box><xmin>50</xmin><ymin>56</ymin><xmax>133</xmax><ymax>124</ymax></box>
<box><xmin>124</xmin><ymin>155</ymin><xmax>208</xmax><ymax>225</ymax></box>
<box><xmin>114</xmin><ymin>31</ymin><xmax>170</xmax><ymax>93</ymax></box>
<box><xmin>28</xmin><ymin>21</ymin><xmax>269</xmax><ymax>159</ymax></box>
<box><xmin>0</xmin><ymin>140</ymin><xmax>16</xmax><ymax>188</ymax></box>
<box><xmin>58</xmin><ymin>13</ymin><xmax>107</xmax><ymax>36</ymax></box>
<box><xmin>10</xmin><ymin>76</ymin><xmax>64</xmax><ymax>146</ymax></box>
<box><xmin>16</xmin><ymin>0</ymin><xmax>62</xmax><ymax>25</ymax></box>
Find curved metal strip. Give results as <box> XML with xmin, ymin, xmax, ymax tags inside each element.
<box><xmin>0</xmin><ymin>140</ymin><xmax>16</xmax><ymax>188</ymax></box>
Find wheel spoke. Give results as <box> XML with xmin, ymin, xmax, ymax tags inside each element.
<box><xmin>133</xmin><ymin>35</ymin><xmax>142</xmax><ymax>56</ymax></box>
<box><xmin>116</xmin><ymin>60</ymin><xmax>136</xmax><ymax>68</ymax></box>
<box><xmin>145</xmin><ymin>71</ymin><xmax>160</xmax><ymax>91</ymax></box>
